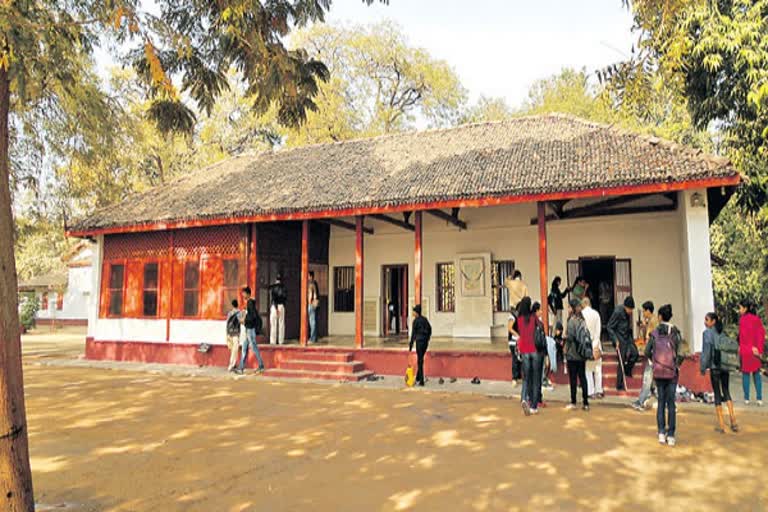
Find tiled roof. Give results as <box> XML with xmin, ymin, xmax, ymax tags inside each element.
<box><xmin>18</xmin><ymin>271</ymin><xmax>68</xmax><ymax>291</ymax></box>
<box><xmin>70</xmin><ymin>113</ymin><xmax>738</xmax><ymax>233</ymax></box>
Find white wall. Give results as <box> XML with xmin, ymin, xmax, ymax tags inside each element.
<box><xmin>36</xmin><ymin>246</ymin><xmax>94</xmax><ymax>322</ymax></box>
<box><xmin>679</xmin><ymin>189</ymin><xmax>715</xmax><ymax>352</ymax></box>
<box><xmin>328</xmin><ymin>203</ymin><xmax>688</xmax><ymax>341</ymax></box>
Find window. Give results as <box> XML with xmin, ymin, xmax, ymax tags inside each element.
<box><xmin>221</xmin><ymin>259</ymin><xmax>240</xmax><ymax>316</ymax></box>
<box><xmin>108</xmin><ymin>264</ymin><xmax>125</xmax><ymax>316</ymax></box>
<box><xmin>55</xmin><ymin>292</ymin><xmax>64</xmax><ymax>310</ymax></box>
<box><xmin>436</xmin><ymin>262</ymin><xmax>455</xmax><ymax>312</ymax></box>
<box><xmin>142</xmin><ymin>263</ymin><xmax>159</xmax><ymax>317</ymax></box>
<box><xmin>491</xmin><ymin>260</ymin><xmax>515</xmax><ymax>312</ymax></box>
<box><xmin>41</xmin><ymin>292</ymin><xmax>49</xmax><ymax>310</ymax></box>
<box><xmin>183</xmin><ymin>261</ymin><xmax>200</xmax><ymax>317</ymax></box>
<box><xmin>333</xmin><ymin>266</ymin><xmax>354</xmax><ymax>312</ymax></box>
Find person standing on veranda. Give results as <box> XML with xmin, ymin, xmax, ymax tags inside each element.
<box><xmin>504</xmin><ymin>270</ymin><xmax>528</xmax><ymax>311</ymax></box>
<box><xmin>307</xmin><ymin>271</ymin><xmax>320</xmax><ymax>343</ymax></box>
<box><xmin>269</xmin><ymin>274</ymin><xmax>287</xmax><ymax>345</ymax></box>
<box><xmin>409</xmin><ymin>305</ymin><xmax>432</xmax><ymax>387</ymax></box>
<box><xmin>582</xmin><ymin>297</ymin><xmax>603</xmax><ymax>399</ymax></box>
<box><xmin>565</xmin><ymin>298</ymin><xmax>591</xmax><ymax>411</ymax></box>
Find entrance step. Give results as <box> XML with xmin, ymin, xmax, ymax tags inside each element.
<box><xmin>264</xmin><ymin>368</ymin><xmax>375</xmax><ymax>382</ymax></box>
<box><xmin>266</xmin><ymin>350</ymin><xmax>373</xmax><ymax>382</ymax></box>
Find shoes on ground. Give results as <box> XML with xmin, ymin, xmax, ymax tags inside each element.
<box><xmin>745</xmin><ymin>400</ymin><xmax>750</xmax><ymax>405</ymax></box>
<box><xmin>667</xmin><ymin>437</ymin><xmax>676</xmax><ymax>447</ymax></box>
<box><xmin>471</xmin><ymin>377</ymin><xmax>481</xmax><ymax>384</ymax></box>
<box><xmin>522</xmin><ymin>401</ymin><xmax>531</xmax><ymax>416</ymax></box>
<box><xmin>758</xmin><ymin>400</ymin><xmax>763</xmax><ymax>406</ymax></box>
<box><xmin>658</xmin><ymin>433</ymin><xmax>666</xmax><ymax>445</ymax></box>
<box><xmin>632</xmin><ymin>402</ymin><xmax>645</xmax><ymax>412</ymax></box>
<box><xmin>530</xmin><ymin>408</ymin><xmax>539</xmax><ymax>415</ymax></box>
<box><xmin>582</xmin><ymin>405</ymin><xmax>590</xmax><ymax>412</ymax></box>
<box><xmin>565</xmin><ymin>404</ymin><xmax>577</xmax><ymax>411</ymax></box>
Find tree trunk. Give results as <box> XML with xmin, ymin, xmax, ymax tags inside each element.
<box><xmin>0</xmin><ymin>68</ymin><xmax>35</xmax><ymax>511</ymax></box>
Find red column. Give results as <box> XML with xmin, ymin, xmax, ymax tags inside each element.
<box><xmin>414</xmin><ymin>211</ymin><xmax>423</xmax><ymax>307</ymax></box>
<box><xmin>166</xmin><ymin>231</ymin><xmax>174</xmax><ymax>342</ymax></box>
<box><xmin>248</xmin><ymin>224</ymin><xmax>260</xmax><ymax>309</ymax></box>
<box><xmin>537</xmin><ymin>202</ymin><xmax>549</xmax><ymax>335</ymax></box>
<box><xmin>355</xmin><ymin>216</ymin><xmax>365</xmax><ymax>348</ymax></box>
<box><xmin>300</xmin><ymin>220</ymin><xmax>309</xmax><ymax>346</ymax></box>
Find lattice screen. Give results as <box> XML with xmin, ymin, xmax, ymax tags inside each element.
<box><xmin>103</xmin><ymin>232</ymin><xmax>170</xmax><ymax>260</ymax></box>
<box><xmin>173</xmin><ymin>226</ymin><xmax>245</xmax><ymax>258</ymax></box>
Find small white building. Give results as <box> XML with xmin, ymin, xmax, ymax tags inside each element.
<box><xmin>18</xmin><ymin>242</ymin><xmax>94</xmax><ymax>327</ymax></box>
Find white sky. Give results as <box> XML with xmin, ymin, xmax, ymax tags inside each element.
<box><xmin>324</xmin><ymin>0</ymin><xmax>637</xmax><ymax>107</ymax></box>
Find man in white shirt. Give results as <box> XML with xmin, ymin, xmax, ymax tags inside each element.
<box><xmin>582</xmin><ymin>297</ymin><xmax>603</xmax><ymax>398</ymax></box>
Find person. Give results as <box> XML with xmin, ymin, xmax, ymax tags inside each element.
<box><xmin>631</xmin><ymin>301</ymin><xmax>658</xmax><ymax>411</ymax></box>
<box><xmin>225</xmin><ymin>299</ymin><xmax>243</xmax><ymax>372</ymax></box>
<box><xmin>607</xmin><ymin>296</ymin><xmax>638</xmax><ymax>390</ymax></box>
<box><xmin>504</xmin><ymin>270</ymin><xmax>528</xmax><ymax>311</ymax></box>
<box><xmin>238</xmin><ymin>287</ymin><xmax>265</xmax><ymax>374</ymax></box>
<box><xmin>565</xmin><ymin>298</ymin><xmax>591</xmax><ymax>411</ymax></box>
<box><xmin>553</xmin><ymin>320</ymin><xmax>564</xmax><ymax>369</ymax></box>
<box><xmin>532</xmin><ymin>302</ymin><xmax>548</xmax><ymax>403</ymax></box>
<box><xmin>388</xmin><ymin>300</ymin><xmax>397</xmax><ymax>333</ymax></box>
<box><xmin>307</xmin><ymin>271</ymin><xmax>320</xmax><ymax>343</ymax></box>
<box><xmin>269</xmin><ymin>274</ymin><xmax>287</xmax><ymax>345</ymax></box>
<box><xmin>508</xmin><ymin>306</ymin><xmax>522</xmax><ymax>387</ymax></box>
<box><xmin>738</xmin><ymin>299</ymin><xmax>765</xmax><ymax>405</ymax></box>
<box><xmin>548</xmin><ymin>276</ymin><xmax>570</xmax><ymax>328</ymax></box>
<box><xmin>645</xmin><ymin>304</ymin><xmax>682</xmax><ymax>446</ymax></box>
<box><xmin>409</xmin><ymin>304</ymin><xmax>432</xmax><ymax>387</ymax></box>
<box><xmin>516</xmin><ymin>297</ymin><xmax>541</xmax><ymax>416</ymax></box>
<box><xmin>571</xmin><ymin>276</ymin><xmax>589</xmax><ymax>302</ymax></box>
<box><xmin>700</xmin><ymin>312</ymin><xmax>739</xmax><ymax>433</ymax></box>
<box><xmin>582</xmin><ymin>297</ymin><xmax>603</xmax><ymax>399</ymax></box>
<box><xmin>598</xmin><ymin>281</ymin><xmax>612</xmax><ymax>323</ymax></box>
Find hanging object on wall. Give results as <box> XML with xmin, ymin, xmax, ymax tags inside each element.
<box><xmin>459</xmin><ymin>257</ymin><xmax>485</xmax><ymax>297</ymax></box>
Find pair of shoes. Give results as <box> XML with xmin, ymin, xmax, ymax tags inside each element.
<box><xmin>658</xmin><ymin>433</ymin><xmax>666</xmax><ymax>445</ymax></box>
<box><xmin>596</xmin><ymin>393</ymin><xmax>605</xmax><ymax>399</ymax></box>
<box><xmin>257</xmin><ymin>367</ymin><xmax>265</xmax><ymax>373</ymax></box>
<box><xmin>471</xmin><ymin>377</ymin><xmax>481</xmax><ymax>384</ymax></box>
<box><xmin>512</xmin><ymin>380</ymin><xmax>519</xmax><ymax>387</ymax></box>
<box><xmin>565</xmin><ymin>404</ymin><xmax>577</xmax><ymax>411</ymax></box>
<box><xmin>417</xmin><ymin>382</ymin><xmax>425</xmax><ymax>387</ymax></box>
<box><xmin>522</xmin><ymin>401</ymin><xmax>531</xmax><ymax>416</ymax></box>
<box><xmin>582</xmin><ymin>405</ymin><xmax>590</xmax><ymax>412</ymax></box>
<box><xmin>530</xmin><ymin>408</ymin><xmax>539</xmax><ymax>415</ymax></box>
<box><xmin>667</xmin><ymin>437</ymin><xmax>676</xmax><ymax>447</ymax></box>
<box><xmin>234</xmin><ymin>369</ymin><xmax>244</xmax><ymax>375</ymax></box>
<box><xmin>745</xmin><ymin>400</ymin><xmax>750</xmax><ymax>405</ymax></box>
<box><xmin>758</xmin><ymin>400</ymin><xmax>763</xmax><ymax>406</ymax></box>
<box><xmin>438</xmin><ymin>377</ymin><xmax>445</xmax><ymax>384</ymax></box>
<box><xmin>632</xmin><ymin>402</ymin><xmax>645</xmax><ymax>412</ymax></box>
<box><xmin>449</xmin><ymin>377</ymin><xmax>457</xmax><ymax>383</ymax></box>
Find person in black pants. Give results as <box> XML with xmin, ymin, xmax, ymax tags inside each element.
<box><xmin>508</xmin><ymin>307</ymin><xmax>522</xmax><ymax>385</ymax></box>
<box><xmin>700</xmin><ymin>312</ymin><xmax>739</xmax><ymax>433</ymax></box>
<box><xmin>565</xmin><ymin>298</ymin><xmax>590</xmax><ymax>411</ymax></box>
<box><xmin>409</xmin><ymin>304</ymin><xmax>432</xmax><ymax>386</ymax></box>
<box><xmin>607</xmin><ymin>296</ymin><xmax>638</xmax><ymax>389</ymax></box>
<box><xmin>645</xmin><ymin>304</ymin><xmax>682</xmax><ymax>447</ymax></box>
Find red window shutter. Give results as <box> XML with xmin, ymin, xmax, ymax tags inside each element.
<box><xmin>201</xmin><ymin>256</ymin><xmax>223</xmax><ymax>319</ymax></box>
<box><xmin>56</xmin><ymin>292</ymin><xmax>64</xmax><ymax>310</ymax></box>
<box><xmin>124</xmin><ymin>260</ymin><xmax>144</xmax><ymax>317</ymax></box>
<box><xmin>41</xmin><ymin>292</ymin><xmax>49</xmax><ymax>310</ymax></box>
<box><xmin>158</xmin><ymin>260</ymin><xmax>171</xmax><ymax>318</ymax></box>
<box><xmin>99</xmin><ymin>263</ymin><xmax>110</xmax><ymax>317</ymax></box>
<box><xmin>171</xmin><ymin>259</ymin><xmax>185</xmax><ymax>318</ymax></box>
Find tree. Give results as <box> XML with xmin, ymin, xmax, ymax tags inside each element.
<box><xmin>285</xmin><ymin>21</ymin><xmax>467</xmax><ymax>145</ymax></box>
<box><xmin>460</xmin><ymin>95</ymin><xmax>514</xmax><ymax>124</ymax></box>
<box><xmin>1</xmin><ymin>1</ymin><xmax>384</xmax><ymax>509</ymax></box>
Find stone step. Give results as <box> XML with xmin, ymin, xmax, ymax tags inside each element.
<box><xmin>278</xmin><ymin>360</ymin><xmax>366</xmax><ymax>374</ymax></box>
<box><xmin>263</xmin><ymin>368</ymin><xmax>374</xmax><ymax>382</ymax></box>
<box><xmin>282</xmin><ymin>351</ymin><xmax>355</xmax><ymax>363</ymax></box>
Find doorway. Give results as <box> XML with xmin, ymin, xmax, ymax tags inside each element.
<box><xmin>580</xmin><ymin>257</ymin><xmax>616</xmax><ymax>327</ymax></box>
<box><xmin>382</xmin><ymin>265</ymin><xmax>408</xmax><ymax>337</ymax></box>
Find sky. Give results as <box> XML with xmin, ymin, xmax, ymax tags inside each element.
<box><xmin>323</xmin><ymin>0</ymin><xmax>637</xmax><ymax>108</ymax></box>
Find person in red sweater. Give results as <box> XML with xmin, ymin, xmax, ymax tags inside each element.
<box><xmin>517</xmin><ymin>297</ymin><xmax>541</xmax><ymax>416</ymax></box>
<box><xmin>738</xmin><ymin>299</ymin><xmax>765</xmax><ymax>405</ymax></box>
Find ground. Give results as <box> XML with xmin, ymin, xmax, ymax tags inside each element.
<box><xmin>21</xmin><ymin>328</ymin><xmax>768</xmax><ymax>512</ymax></box>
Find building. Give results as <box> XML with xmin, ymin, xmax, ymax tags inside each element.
<box><xmin>68</xmin><ymin>115</ymin><xmax>739</xmax><ymax>390</ymax></box>
<box><xmin>18</xmin><ymin>242</ymin><xmax>94</xmax><ymax>327</ymax></box>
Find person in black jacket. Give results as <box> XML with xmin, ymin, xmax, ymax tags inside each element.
<box><xmin>607</xmin><ymin>296</ymin><xmax>638</xmax><ymax>390</ymax></box>
<box><xmin>548</xmin><ymin>276</ymin><xmax>570</xmax><ymax>327</ymax></box>
<box><xmin>269</xmin><ymin>275</ymin><xmax>287</xmax><ymax>345</ymax></box>
<box><xmin>409</xmin><ymin>304</ymin><xmax>432</xmax><ymax>387</ymax></box>
<box><xmin>237</xmin><ymin>286</ymin><xmax>265</xmax><ymax>373</ymax></box>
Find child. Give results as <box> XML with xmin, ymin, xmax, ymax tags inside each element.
<box><xmin>225</xmin><ymin>299</ymin><xmax>242</xmax><ymax>372</ymax></box>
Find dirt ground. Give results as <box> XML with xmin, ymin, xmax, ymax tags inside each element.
<box><xmin>20</xmin><ymin>328</ymin><xmax>768</xmax><ymax>511</ymax></box>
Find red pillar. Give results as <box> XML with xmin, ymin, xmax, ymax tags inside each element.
<box><xmin>355</xmin><ymin>216</ymin><xmax>365</xmax><ymax>348</ymax></box>
<box><xmin>248</xmin><ymin>224</ymin><xmax>258</xmax><ymax>309</ymax></box>
<box><xmin>537</xmin><ymin>202</ymin><xmax>549</xmax><ymax>335</ymax></box>
<box><xmin>166</xmin><ymin>231</ymin><xmax>174</xmax><ymax>342</ymax></box>
<box><xmin>300</xmin><ymin>220</ymin><xmax>309</xmax><ymax>346</ymax></box>
<box><xmin>414</xmin><ymin>211</ymin><xmax>423</xmax><ymax>308</ymax></box>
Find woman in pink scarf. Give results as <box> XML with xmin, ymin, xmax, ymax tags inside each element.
<box><xmin>738</xmin><ymin>300</ymin><xmax>765</xmax><ymax>405</ymax></box>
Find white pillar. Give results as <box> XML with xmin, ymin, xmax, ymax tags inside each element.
<box><xmin>680</xmin><ymin>189</ymin><xmax>714</xmax><ymax>352</ymax></box>
<box><xmin>86</xmin><ymin>236</ymin><xmax>103</xmax><ymax>339</ymax></box>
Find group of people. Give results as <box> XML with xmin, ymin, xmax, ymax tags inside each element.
<box><xmin>517</xmin><ymin>272</ymin><xmax>767</xmax><ymax>447</ymax></box>
<box><xmin>223</xmin><ymin>275</ymin><xmax>291</xmax><ymax>374</ymax></box>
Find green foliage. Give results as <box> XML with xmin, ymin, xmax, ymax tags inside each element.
<box><xmin>285</xmin><ymin>21</ymin><xmax>467</xmax><ymax>145</ymax></box>
<box><xmin>460</xmin><ymin>96</ymin><xmax>514</xmax><ymax>124</ymax></box>
<box><xmin>19</xmin><ymin>294</ymin><xmax>40</xmax><ymax>331</ymax></box>
<box><xmin>14</xmin><ymin>214</ymin><xmax>73</xmax><ymax>281</ymax></box>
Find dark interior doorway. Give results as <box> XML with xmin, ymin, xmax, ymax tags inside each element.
<box><xmin>580</xmin><ymin>257</ymin><xmax>616</xmax><ymax>327</ymax></box>
<box><xmin>382</xmin><ymin>265</ymin><xmax>408</xmax><ymax>336</ymax></box>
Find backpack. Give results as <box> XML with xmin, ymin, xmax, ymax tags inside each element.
<box><xmin>226</xmin><ymin>311</ymin><xmax>240</xmax><ymax>337</ymax></box>
<box><xmin>534</xmin><ymin>322</ymin><xmax>547</xmax><ymax>353</ymax></box>
<box><xmin>577</xmin><ymin>324</ymin><xmax>594</xmax><ymax>360</ymax></box>
<box><xmin>714</xmin><ymin>333</ymin><xmax>740</xmax><ymax>372</ymax></box>
<box><xmin>652</xmin><ymin>327</ymin><xmax>676</xmax><ymax>379</ymax></box>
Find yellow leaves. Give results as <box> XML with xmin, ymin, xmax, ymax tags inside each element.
<box><xmin>113</xmin><ymin>6</ymin><xmax>124</xmax><ymax>30</ymax></box>
<box><xmin>113</xmin><ymin>6</ymin><xmax>139</xmax><ymax>33</ymax></box>
<box><xmin>144</xmin><ymin>42</ymin><xmax>177</xmax><ymax>99</ymax></box>
<box><xmin>0</xmin><ymin>41</ymin><xmax>13</xmax><ymax>71</ymax></box>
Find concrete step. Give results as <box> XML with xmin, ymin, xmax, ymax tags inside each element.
<box><xmin>278</xmin><ymin>360</ymin><xmax>366</xmax><ymax>374</ymax></box>
<box><xmin>282</xmin><ymin>351</ymin><xmax>354</xmax><ymax>363</ymax></box>
<box><xmin>263</xmin><ymin>368</ymin><xmax>374</xmax><ymax>382</ymax></box>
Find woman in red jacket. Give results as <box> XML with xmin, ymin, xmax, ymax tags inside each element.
<box><xmin>517</xmin><ymin>297</ymin><xmax>541</xmax><ymax>416</ymax></box>
<box><xmin>738</xmin><ymin>300</ymin><xmax>765</xmax><ymax>405</ymax></box>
